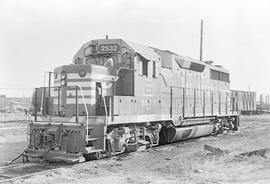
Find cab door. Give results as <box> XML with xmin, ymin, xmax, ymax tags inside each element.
<box><xmin>96</xmin><ymin>82</ymin><xmax>105</xmax><ymax>115</ymax></box>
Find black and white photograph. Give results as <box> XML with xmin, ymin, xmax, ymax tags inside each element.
<box><xmin>0</xmin><ymin>0</ymin><xmax>270</xmax><ymax>183</ymax></box>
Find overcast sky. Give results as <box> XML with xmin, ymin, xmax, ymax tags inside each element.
<box><xmin>0</xmin><ymin>0</ymin><xmax>269</xmax><ymax>97</ymax></box>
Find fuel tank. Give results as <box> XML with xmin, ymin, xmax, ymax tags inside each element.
<box><xmin>162</xmin><ymin>124</ymin><xmax>215</xmax><ymax>143</ymax></box>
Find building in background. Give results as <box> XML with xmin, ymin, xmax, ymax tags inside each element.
<box><xmin>0</xmin><ymin>95</ymin><xmax>7</xmax><ymax>112</ymax></box>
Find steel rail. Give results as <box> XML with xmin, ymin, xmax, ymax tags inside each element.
<box><xmin>0</xmin><ymin>166</ymin><xmax>61</xmax><ymax>183</ymax></box>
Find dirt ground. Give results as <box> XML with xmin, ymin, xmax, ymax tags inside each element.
<box><xmin>9</xmin><ymin>115</ymin><xmax>270</xmax><ymax>184</ymax></box>
<box><xmin>0</xmin><ymin>113</ymin><xmax>28</xmax><ymax>166</ymax></box>
<box><xmin>0</xmin><ymin>113</ymin><xmax>27</xmax><ymax>122</ymax></box>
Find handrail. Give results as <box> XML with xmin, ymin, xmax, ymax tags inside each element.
<box><xmin>77</xmin><ymin>85</ymin><xmax>89</xmax><ymax>140</ymax></box>
<box><xmin>103</xmin><ymin>96</ymin><xmax>108</xmax><ymax>128</ymax></box>
<box><xmin>34</xmin><ymin>88</ymin><xmax>38</xmax><ymax>121</ymax></box>
<box><xmin>40</xmin><ymin>87</ymin><xmax>45</xmax><ymax>115</ymax></box>
<box><xmin>27</xmin><ymin>88</ymin><xmax>35</xmax><ymax>142</ymax></box>
<box><xmin>75</xmin><ymin>86</ymin><xmax>78</xmax><ymax>122</ymax></box>
<box><xmin>103</xmin><ymin>96</ymin><xmax>109</xmax><ymax>149</ymax></box>
<box><xmin>103</xmin><ymin>96</ymin><xmax>108</xmax><ymax>117</ymax></box>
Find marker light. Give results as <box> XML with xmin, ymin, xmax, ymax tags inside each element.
<box><xmin>79</xmin><ymin>70</ymin><xmax>86</xmax><ymax>77</ymax></box>
<box><xmin>61</xmin><ymin>71</ymin><xmax>67</xmax><ymax>86</ymax></box>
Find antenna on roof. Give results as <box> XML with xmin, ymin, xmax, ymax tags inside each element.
<box><xmin>200</xmin><ymin>20</ymin><xmax>203</xmax><ymax>61</ymax></box>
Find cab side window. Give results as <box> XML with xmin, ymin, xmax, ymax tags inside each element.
<box><xmin>152</xmin><ymin>61</ymin><xmax>156</xmax><ymax>78</ymax></box>
<box><xmin>142</xmin><ymin>59</ymin><xmax>148</xmax><ymax>76</ymax></box>
<box><xmin>75</xmin><ymin>57</ymin><xmax>83</xmax><ymax>64</ymax></box>
<box><xmin>122</xmin><ymin>52</ymin><xmax>132</xmax><ymax>68</ymax></box>
<box><xmin>138</xmin><ymin>55</ymin><xmax>148</xmax><ymax>77</ymax></box>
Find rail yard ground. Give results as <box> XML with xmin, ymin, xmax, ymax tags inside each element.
<box><xmin>0</xmin><ymin>113</ymin><xmax>27</xmax><ymax>166</ymax></box>
<box><xmin>1</xmin><ymin>114</ymin><xmax>270</xmax><ymax>184</ymax></box>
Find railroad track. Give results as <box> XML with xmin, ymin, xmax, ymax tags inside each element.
<box><xmin>0</xmin><ymin>134</ymin><xmax>221</xmax><ymax>183</ymax></box>
<box><xmin>0</xmin><ymin>120</ymin><xmax>27</xmax><ymax>123</ymax></box>
<box><xmin>0</xmin><ymin>162</ymin><xmax>69</xmax><ymax>183</ymax></box>
<box><xmin>152</xmin><ymin>134</ymin><xmax>218</xmax><ymax>151</ymax></box>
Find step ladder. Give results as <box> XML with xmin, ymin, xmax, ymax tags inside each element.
<box><xmin>85</xmin><ymin>124</ymin><xmax>106</xmax><ymax>154</ymax></box>
<box><xmin>78</xmin><ymin>86</ymin><xmax>107</xmax><ymax>155</ymax></box>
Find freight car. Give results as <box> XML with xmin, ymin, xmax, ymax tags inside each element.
<box><xmin>256</xmin><ymin>94</ymin><xmax>270</xmax><ymax>113</ymax></box>
<box><xmin>230</xmin><ymin>90</ymin><xmax>256</xmax><ymax>115</ymax></box>
<box><xmin>25</xmin><ymin>38</ymin><xmax>239</xmax><ymax>163</ymax></box>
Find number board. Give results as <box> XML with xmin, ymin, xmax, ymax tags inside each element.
<box><xmin>98</xmin><ymin>44</ymin><xmax>120</xmax><ymax>53</ymax></box>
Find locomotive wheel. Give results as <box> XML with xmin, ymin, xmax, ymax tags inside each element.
<box><xmin>84</xmin><ymin>152</ymin><xmax>102</xmax><ymax>161</ymax></box>
<box><xmin>124</xmin><ymin>143</ymin><xmax>139</xmax><ymax>153</ymax></box>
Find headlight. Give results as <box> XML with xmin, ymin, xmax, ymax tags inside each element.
<box><xmin>61</xmin><ymin>80</ymin><xmax>66</xmax><ymax>86</ymax></box>
<box><xmin>61</xmin><ymin>72</ymin><xmax>67</xmax><ymax>79</ymax></box>
<box><xmin>61</xmin><ymin>74</ymin><xmax>66</xmax><ymax>79</ymax></box>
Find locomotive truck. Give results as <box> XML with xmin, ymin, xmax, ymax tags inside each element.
<box><xmin>25</xmin><ymin>38</ymin><xmax>239</xmax><ymax>163</ymax></box>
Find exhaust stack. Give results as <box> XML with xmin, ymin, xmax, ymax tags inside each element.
<box><xmin>200</xmin><ymin>20</ymin><xmax>203</xmax><ymax>61</ymax></box>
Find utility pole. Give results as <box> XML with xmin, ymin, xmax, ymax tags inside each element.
<box><xmin>200</xmin><ymin>19</ymin><xmax>204</xmax><ymax>61</ymax></box>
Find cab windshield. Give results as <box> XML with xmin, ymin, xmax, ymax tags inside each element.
<box><xmin>86</xmin><ymin>55</ymin><xmax>118</xmax><ymax>67</ymax></box>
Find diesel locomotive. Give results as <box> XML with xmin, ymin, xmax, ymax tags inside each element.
<box><xmin>25</xmin><ymin>38</ymin><xmax>239</xmax><ymax>163</ymax></box>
